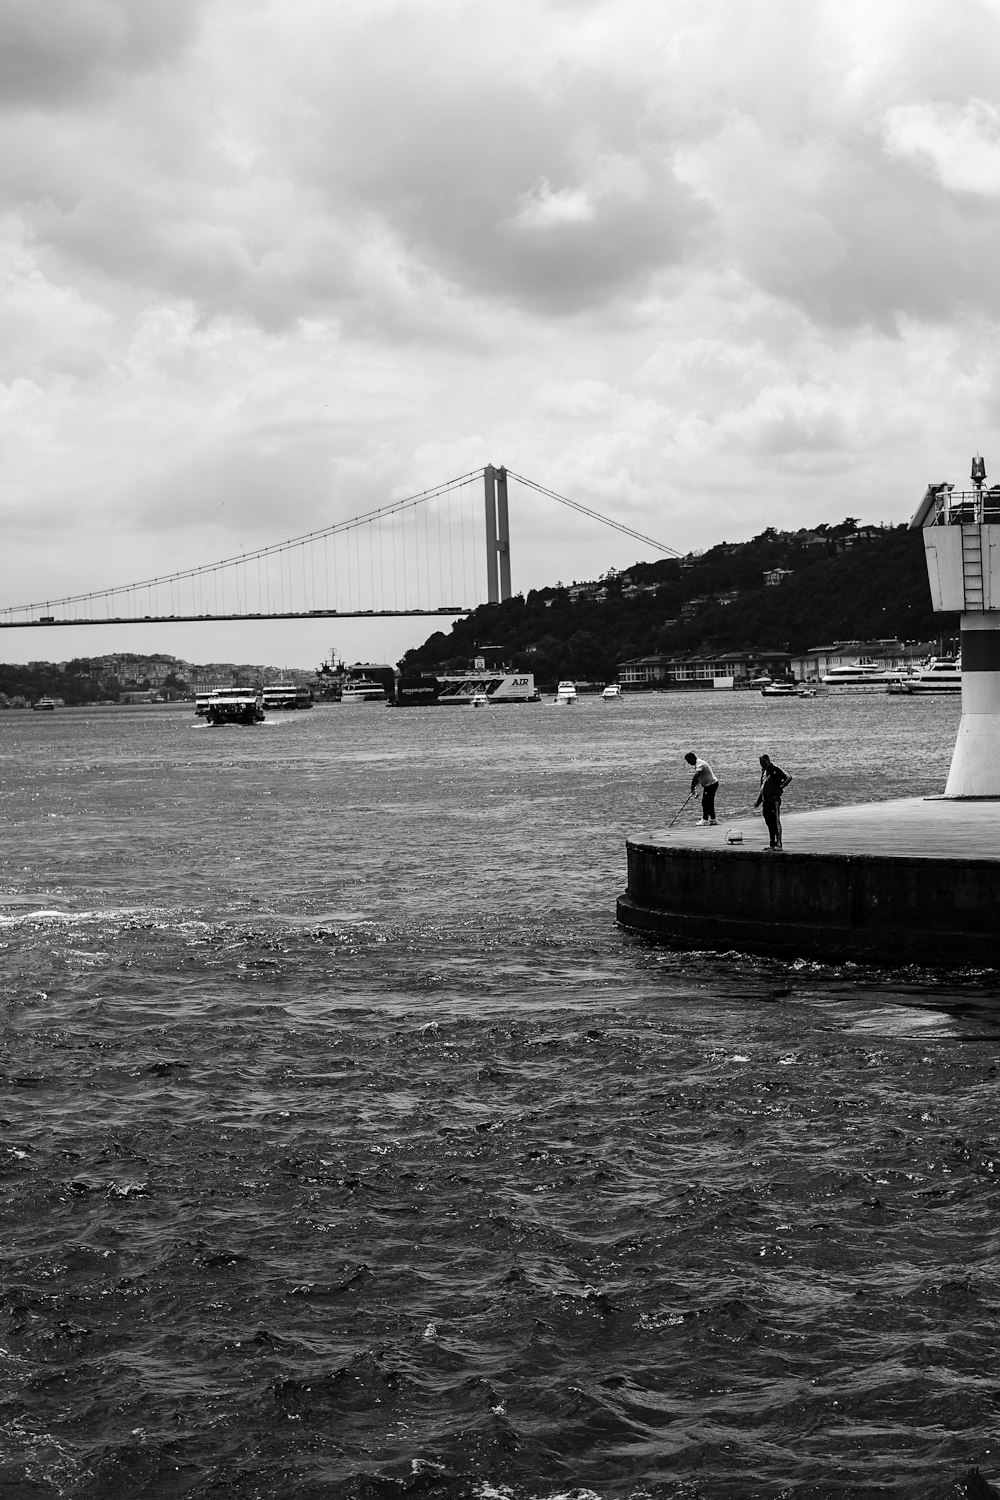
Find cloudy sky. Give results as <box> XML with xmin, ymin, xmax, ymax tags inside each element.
<box><xmin>1</xmin><ymin>0</ymin><xmax>999</xmax><ymax>666</ymax></box>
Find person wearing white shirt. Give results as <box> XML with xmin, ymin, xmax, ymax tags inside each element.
<box><xmin>684</xmin><ymin>751</ymin><xmax>719</xmax><ymax>825</ymax></box>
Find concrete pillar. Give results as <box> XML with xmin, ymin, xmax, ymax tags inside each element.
<box><xmin>912</xmin><ymin>472</ymin><xmax>1000</xmax><ymax>797</ymax></box>
<box><xmin>946</xmin><ymin>613</ymin><xmax>1000</xmax><ymax>796</ymax></box>
<box><xmin>483</xmin><ymin>465</ymin><xmax>499</xmax><ymax>604</ymax></box>
<box><xmin>496</xmin><ymin>466</ymin><xmax>511</xmax><ymax>601</ymax></box>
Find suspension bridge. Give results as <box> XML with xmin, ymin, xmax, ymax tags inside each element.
<box><xmin>0</xmin><ymin>466</ymin><xmax>679</xmax><ymax>631</ymax></box>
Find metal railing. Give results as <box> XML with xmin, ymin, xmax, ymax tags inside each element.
<box><xmin>923</xmin><ymin>487</ymin><xmax>1000</xmax><ymax>525</ymax></box>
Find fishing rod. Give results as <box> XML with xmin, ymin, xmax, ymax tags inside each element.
<box><xmin>667</xmin><ymin>790</ymin><xmax>697</xmax><ymax>828</ymax></box>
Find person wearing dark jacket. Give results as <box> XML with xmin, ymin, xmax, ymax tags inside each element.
<box><xmin>754</xmin><ymin>754</ymin><xmax>792</xmax><ymax>849</ymax></box>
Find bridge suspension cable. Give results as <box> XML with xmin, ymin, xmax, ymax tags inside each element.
<box><xmin>1</xmin><ymin>465</ymin><xmax>681</xmax><ymax>630</ymax></box>
<box><xmin>0</xmin><ymin>469</ymin><xmax>485</xmax><ymax>629</ymax></box>
<box><xmin>506</xmin><ymin>471</ymin><xmax>682</xmax><ymax>558</ymax></box>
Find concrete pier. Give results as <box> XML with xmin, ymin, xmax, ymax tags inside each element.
<box><xmin>617</xmin><ymin>458</ymin><xmax>1000</xmax><ymax>968</ymax></box>
<box><xmin>617</xmin><ymin>799</ymin><xmax>1000</xmax><ymax>966</ymax></box>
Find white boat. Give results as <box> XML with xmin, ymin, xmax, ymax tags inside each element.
<box><xmin>341</xmin><ymin>678</ymin><xmax>387</xmax><ymax>703</ymax></box>
<box><xmin>601</xmin><ymin>684</ymin><xmax>623</xmax><ymax>700</ymax></box>
<box><xmin>820</xmin><ymin>662</ymin><xmax>895</xmax><ymax>694</ymax></box>
<box><xmin>32</xmin><ymin>697</ymin><xmax>56</xmax><ymax>711</ymax></box>
<box><xmin>470</xmin><ymin>692</ymin><xmax>490</xmax><ymax>708</ymax></box>
<box><xmin>204</xmin><ymin>689</ymin><xmax>264</xmax><ymax>726</ymax></box>
<box><xmin>900</xmin><ymin>656</ymin><xmax>961</xmax><ymax>694</ymax></box>
<box><xmin>555</xmin><ymin>681</ymin><xmax>577</xmax><ymax>704</ymax></box>
<box><xmin>261</xmin><ymin>683</ymin><xmax>314</xmax><ymax>711</ymax></box>
<box><xmin>195</xmin><ymin>686</ymin><xmax>259</xmax><ymax>717</ymax></box>
<box><xmin>761</xmin><ymin>682</ymin><xmax>798</xmax><ymax>697</ymax></box>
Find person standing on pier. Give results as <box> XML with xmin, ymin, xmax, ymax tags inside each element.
<box><xmin>755</xmin><ymin>754</ymin><xmax>792</xmax><ymax>849</ymax></box>
<box><xmin>684</xmin><ymin>751</ymin><xmax>719</xmax><ymax>825</ymax></box>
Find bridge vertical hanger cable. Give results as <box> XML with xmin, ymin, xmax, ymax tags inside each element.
<box><xmin>422</xmin><ymin>497</ymin><xmax>429</xmax><ymax>609</ymax></box>
<box><xmin>0</xmin><ymin>465</ymin><xmax>676</xmax><ymax>627</ymax></box>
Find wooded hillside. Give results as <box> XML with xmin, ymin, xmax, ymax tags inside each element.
<box><xmin>402</xmin><ymin>521</ymin><xmax>955</xmax><ymax>683</ymax></box>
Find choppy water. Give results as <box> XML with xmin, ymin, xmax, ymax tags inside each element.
<box><xmin>2</xmin><ymin>692</ymin><xmax>999</xmax><ymax>1500</ymax></box>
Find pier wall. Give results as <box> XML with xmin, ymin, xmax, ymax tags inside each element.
<box><xmin>619</xmin><ymin>840</ymin><xmax>1000</xmax><ymax>966</ymax></box>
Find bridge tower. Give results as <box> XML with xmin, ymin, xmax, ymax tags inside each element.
<box><xmin>911</xmin><ymin>454</ymin><xmax>1000</xmax><ymax>795</ymax></box>
<box><xmin>483</xmin><ymin>464</ymin><xmax>512</xmax><ymax>603</ymax></box>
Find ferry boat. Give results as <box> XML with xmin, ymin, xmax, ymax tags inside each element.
<box><xmin>900</xmin><ymin>656</ymin><xmax>961</xmax><ymax>694</ymax></box>
<box><xmin>601</xmin><ymin>684</ymin><xmax>623</xmax><ymax>700</ymax></box>
<box><xmin>554</xmin><ymin>681</ymin><xmax>578</xmax><ymax>705</ymax></box>
<box><xmin>204</xmin><ymin>688</ymin><xmax>264</xmax><ymax>726</ymax></box>
<box><xmin>261</xmin><ymin>683</ymin><xmax>314</xmax><ymax>711</ymax></box>
<box><xmin>195</xmin><ymin>686</ymin><xmax>261</xmax><ymax>717</ymax></box>
<box><xmin>340</xmin><ymin>678</ymin><xmax>387</xmax><ymax>703</ymax></box>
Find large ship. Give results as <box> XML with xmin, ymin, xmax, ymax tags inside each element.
<box><xmin>436</xmin><ymin>670</ymin><xmax>540</xmax><ymax>705</ymax></box>
<box><xmin>394</xmin><ymin>668</ymin><xmax>540</xmax><ymax>705</ymax></box>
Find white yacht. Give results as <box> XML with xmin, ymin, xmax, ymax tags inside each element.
<box><xmin>820</xmin><ymin>663</ymin><xmax>895</xmax><ymax>694</ymax></box>
<box><xmin>555</xmin><ymin>681</ymin><xmax>577</xmax><ymax>705</ymax></box>
<box><xmin>901</xmin><ymin>657</ymin><xmax>961</xmax><ymax>694</ymax></box>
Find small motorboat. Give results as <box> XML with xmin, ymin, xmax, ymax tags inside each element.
<box><xmin>470</xmin><ymin>692</ymin><xmax>490</xmax><ymax>708</ymax></box>
<box><xmin>601</xmin><ymin>684</ymin><xmax>623</xmax><ymax>700</ymax></box>
<box><xmin>555</xmin><ymin>681</ymin><xmax>577</xmax><ymax>705</ymax></box>
<box><xmin>761</xmin><ymin>682</ymin><xmax>798</xmax><ymax>698</ymax></box>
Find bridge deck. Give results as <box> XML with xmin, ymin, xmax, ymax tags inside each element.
<box><xmin>0</xmin><ymin>608</ymin><xmax>469</xmax><ymax>628</ymax></box>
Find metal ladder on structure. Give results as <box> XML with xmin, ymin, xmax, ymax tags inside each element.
<box><xmin>962</xmin><ymin>525</ymin><xmax>985</xmax><ymax>609</ymax></box>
